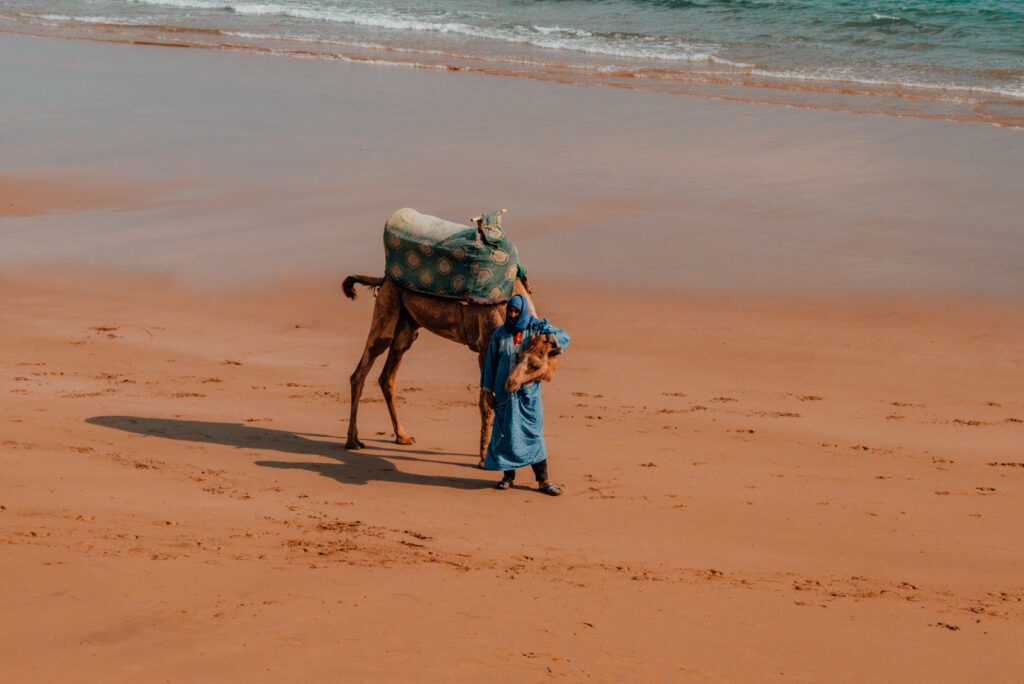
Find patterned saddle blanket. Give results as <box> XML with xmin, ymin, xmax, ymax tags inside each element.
<box><xmin>383</xmin><ymin>208</ymin><xmax>520</xmax><ymax>304</ymax></box>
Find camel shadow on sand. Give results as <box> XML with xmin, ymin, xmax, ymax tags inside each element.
<box><xmin>86</xmin><ymin>416</ymin><xmax>491</xmax><ymax>491</ymax></box>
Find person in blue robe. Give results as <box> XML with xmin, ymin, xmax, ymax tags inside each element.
<box><xmin>480</xmin><ymin>293</ymin><xmax>570</xmax><ymax>495</ymax></box>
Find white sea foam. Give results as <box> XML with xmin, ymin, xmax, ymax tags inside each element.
<box><xmin>28</xmin><ymin>13</ymin><xmax>147</xmax><ymax>25</ymax></box>
<box><xmin>749</xmin><ymin>67</ymin><xmax>1024</xmax><ymax>101</ymax></box>
<box><xmin>532</xmin><ymin>25</ymin><xmax>593</xmax><ymax>37</ymax></box>
<box><xmin>123</xmin><ymin>0</ymin><xmax>723</xmax><ymax>63</ymax></box>
<box><xmin>221</xmin><ymin>29</ymin><xmax>600</xmax><ymax>70</ymax></box>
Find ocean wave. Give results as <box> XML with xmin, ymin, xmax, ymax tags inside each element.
<box><xmin>532</xmin><ymin>25</ymin><xmax>593</xmax><ymax>38</ymax></box>
<box><xmin>749</xmin><ymin>66</ymin><xmax>1024</xmax><ymax>101</ymax></box>
<box><xmin>27</xmin><ymin>13</ymin><xmax>148</xmax><ymax>25</ymax></box>
<box><xmin>220</xmin><ymin>29</ymin><xmax>605</xmax><ymax>70</ymax></box>
<box><xmin>840</xmin><ymin>13</ymin><xmax>941</xmax><ymax>34</ymax></box>
<box><xmin>123</xmin><ymin>0</ymin><xmax>724</xmax><ymax>63</ymax></box>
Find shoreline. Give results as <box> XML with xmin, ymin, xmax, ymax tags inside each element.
<box><xmin>3</xmin><ymin>19</ymin><xmax>1024</xmax><ymax>130</ymax></box>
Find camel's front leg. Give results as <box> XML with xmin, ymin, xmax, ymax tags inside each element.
<box><xmin>379</xmin><ymin>315</ymin><xmax>419</xmax><ymax>445</ymax></box>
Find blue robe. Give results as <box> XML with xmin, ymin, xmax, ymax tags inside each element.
<box><xmin>480</xmin><ymin>318</ymin><xmax>571</xmax><ymax>471</ymax></box>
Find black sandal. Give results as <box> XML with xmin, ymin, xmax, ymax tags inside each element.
<box><xmin>539</xmin><ymin>482</ymin><xmax>563</xmax><ymax>496</ymax></box>
<box><xmin>495</xmin><ymin>478</ymin><xmax>513</xmax><ymax>490</ymax></box>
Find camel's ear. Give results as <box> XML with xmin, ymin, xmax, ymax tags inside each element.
<box><xmin>547</xmin><ymin>345</ymin><xmax>562</xmax><ymax>357</ymax></box>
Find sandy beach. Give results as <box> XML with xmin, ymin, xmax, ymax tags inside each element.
<box><xmin>2</xmin><ymin>30</ymin><xmax>1023</xmax><ymax>682</ymax></box>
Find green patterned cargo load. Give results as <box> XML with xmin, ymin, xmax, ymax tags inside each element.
<box><xmin>383</xmin><ymin>208</ymin><xmax>520</xmax><ymax>304</ymax></box>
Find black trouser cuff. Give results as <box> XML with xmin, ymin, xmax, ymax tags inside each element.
<box><xmin>503</xmin><ymin>459</ymin><xmax>548</xmax><ymax>482</ymax></box>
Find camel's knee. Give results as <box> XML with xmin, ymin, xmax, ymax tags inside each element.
<box><xmin>350</xmin><ymin>339</ymin><xmax>392</xmax><ymax>385</ymax></box>
<box><xmin>378</xmin><ymin>373</ymin><xmax>394</xmax><ymax>395</ymax></box>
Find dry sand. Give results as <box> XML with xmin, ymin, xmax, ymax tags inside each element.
<box><xmin>2</xmin><ymin>266</ymin><xmax>1023</xmax><ymax>681</ymax></box>
<box><xmin>2</xmin><ymin>30</ymin><xmax>1024</xmax><ymax>682</ymax></box>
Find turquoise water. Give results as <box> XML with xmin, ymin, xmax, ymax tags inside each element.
<box><xmin>4</xmin><ymin>0</ymin><xmax>1023</xmax><ymax>118</ymax></box>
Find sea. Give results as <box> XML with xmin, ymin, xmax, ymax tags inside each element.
<box><xmin>2</xmin><ymin>0</ymin><xmax>1022</xmax><ymax>127</ymax></box>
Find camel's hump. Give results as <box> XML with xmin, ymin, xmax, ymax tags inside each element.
<box><xmin>385</xmin><ymin>208</ymin><xmax>470</xmax><ymax>241</ymax></box>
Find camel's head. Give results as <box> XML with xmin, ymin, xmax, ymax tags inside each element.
<box><xmin>504</xmin><ymin>334</ymin><xmax>562</xmax><ymax>393</ymax></box>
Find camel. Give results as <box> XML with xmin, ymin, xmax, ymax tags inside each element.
<box><xmin>504</xmin><ymin>333</ymin><xmax>563</xmax><ymax>393</ymax></box>
<box><xmin>342</xmin><ymin>217</ymin><xmax>536</xmax><ymax>465</ymax></box>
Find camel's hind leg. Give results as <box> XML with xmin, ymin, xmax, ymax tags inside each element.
<box><xmin>379</xmin><ymin>312</ymin><xmax>420</xmax><ymax>445</ymax></box>
<box><xmin>347</xmin><ymin>281</ymin><xmax>402</xmax><ymax>450</ymax></box>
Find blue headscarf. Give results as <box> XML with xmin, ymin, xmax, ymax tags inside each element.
<box><xmin>504</xmin><ymin>294</ymin><xmax>533</xmax><ymax>333</ymax></box>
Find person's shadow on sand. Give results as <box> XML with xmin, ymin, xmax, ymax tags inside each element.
<box><xmin>86</xmin><ymin>416</ymin><xmax>490</xmax><ymax>490</ymax></box>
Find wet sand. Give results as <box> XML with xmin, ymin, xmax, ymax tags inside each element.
<box><xmin>3</xmin><ymin>33</ymin><xmax>1022</xmax><ymax>295</ymax></box>
<box><xmin>0</xmin><ymin>174</ymin><xmax>162</xmax><ymax>219</ymax></box>
<box><xmin>2</xmin><ymin>31</ymin><xmax>1024</xmax><ymax>682</ymax></box>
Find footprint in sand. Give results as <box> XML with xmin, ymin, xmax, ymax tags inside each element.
<box><xmin>933</xmin><ymin>622</ymin><xmax>960</xmax><ymax>631</ymax></box>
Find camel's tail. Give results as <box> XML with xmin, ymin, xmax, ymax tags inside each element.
<box><xmin>342</xmin><ymin>274</ymin><xmax>385</xmax><ymax>299</ymax></box>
